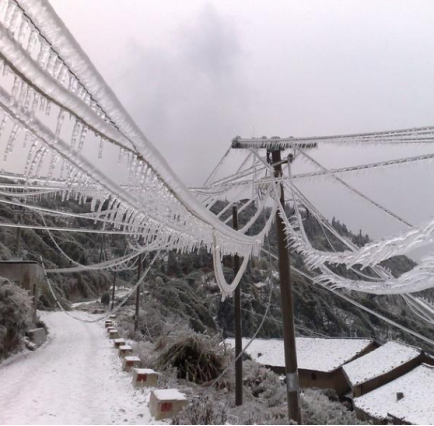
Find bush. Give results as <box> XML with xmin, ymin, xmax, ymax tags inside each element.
<box><xmin>155</xmin><ymin>333</ymin><xmax>228</xmax><ymax>384</ymax></box>
<box><xmin>0</xmin><ymin>279</ymin><xmax>33</xmax><ymax>359</ymax></box>
<box><xmin>172</xmin><ymin>396</ymin><xmax>227</xmax><ymax>425</ymax></box>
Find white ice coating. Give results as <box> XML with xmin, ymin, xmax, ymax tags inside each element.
<box><xmin>313</xmin><ymin>256</ymin><xmax>434</xmax><ymax>294</ymax></box>
<box><xmin>8</xmin><ymin>0</ymin><xmax>263</xmax><ymax>257</ymax></box>
<box><xmin>277</xmin><ymin>199</ymin><xmax>434</xmax><ymax>294</ymax></box>
<box><xmin>282</xmin><ymin>210</ymin><xmax>434</xmax><ymax>270</ymax></box>
<box><xmin>1</xmin><ymin>0</ymin><xmax>434</xmax><ymax>295</ymax></box>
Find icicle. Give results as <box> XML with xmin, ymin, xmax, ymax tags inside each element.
<box><xmin>24</xmin><ymin>137</ymin><xmax>38</xmax><ymax>176</ymax></box>
<box><xmin>45</xmin><ymin>100</ymin><xmax>52</xmax><ymax>116</ymax></box>
<box><xmin>59</xmin><ymin>159</ymin><xmax>66</xmax><ymax>180</ymax></box>
<box><xmin>59</xmin><ymin>66</ymin><xmax>69</xmax><ymax>85</ymax></box>
<box><xmin>0</xmin><ymin>1</ymin><xmax>9</xmax><ymax>22</ymax></box>
<box><xmin>37</xmin><ymin>44</ymin><xmax>50</xmax><ymax>69</ymax></box>
<box><xmin>17</xmin><ymin>18</ymin><xmax>27</xmax><ymax>46</ymax></box>
<box><xmin>54</xmin><ymin>61</ymin><xmax>64</xmax><ymax>79</ymax></box>
<box><xmin>54</xmin><ymin>109</ymin><xmax>65</xmax><ymax>141</ymax></box>
<box><xmin>17</xmin><ymin>81</ymin><xmax>28</xmax><ymax>113</ymax></box>
<box><xmin>118</xmin><ymin>147</ymin><xmax>123</xmax><ymax>164</ymax></box>
<box><xmin>68</xmin><ymin>75</ymin><xmax>78</xmax><ymax>93</ymax></box>
<box><xmin>9</xmin><ymin>7</ymin><xmax>21</xmax><ymax>35</ymax></box>
<box><xmin>30</xmin><ymin>92</ymin><xmax>40</xmax><ymax>121</ymax></box>
<box><xmin>3</xmin><ymin>122</ymin><xmax>19</xmax><ymax>161</ymax></box>
<box><xmin>47</xmin><ymin>151</ymin><xmax>60</xmax><ymax>179</ymax></box>
<box><xmin>4</xmin><ymin>3</ymin><xmax>17</xmax><ymax>29</ymax></box>
<box><xmin>70</xmin><ymin>120</ymin><xmax>81</xmax><ymax>149</ymax></box>
<box><xmin>27</xmin><ymin>31</ymin><xmax>38</xmax><ymax>56</ymax></box>
<box><xmin>9</xmin><ymin>76</ymin><xmax>22</xmax><ymax>107</ymax></box>
<box><xmin>24</xmin><ymin>87</ymin><xmax>33</xmax><ymax>113</ymax></box>
<box><xmin>35</xmin><ymin>147</ymin><xmax>48</xmax><ymax>177</ymax></box>
<box><xmin>98</xmin><ymin>137</ymin><xmax>105</xmax><ymax>160</ymax></box>
<box><xmin>77</xmin><ymin>126</ymin><xmax>88</xmax><ymax>153</ymax></box>
<box><xmin>23</xmin><ymin>131</ymin><xmax>30</xmax><ymax>148</ymax></box>
<box><xmin>46</xmin><ymin>52</ymin><xmax>57</xmax><ymax>76</ymax></box>
<box><xmin>0</xmin><ymin>113</ymin><xmax>9</xmax><ymax>139</ymax></box>
<box><xmin>27</xmin><ymin>145</ymin><xmax>44</xmax><ymax>178</ymax></box>
<box><xmin>39</xmin><ymin>96</ymin><xmax>46</xmax><ymax>112</ymax></box>
<box><xmin>2</xmin><ymin>64</ymin><xmax>9</xmax><ymax>78</ymax></box>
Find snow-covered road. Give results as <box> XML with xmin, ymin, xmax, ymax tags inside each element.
<box><xmin>0</xmin><ymin>311</ymin><xmax>162</xmax><ymax>425</ymax></box>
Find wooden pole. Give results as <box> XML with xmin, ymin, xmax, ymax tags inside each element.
<box><xmin>232</xmin><ymin>205</ymin><xmax>243</xmax><ymax>406</ymax></box>
<box><xmin>15</xmin><ymin>207</ymin><xmax>22</xmax><ymax>256</ymax></box>
<box><xmin>270</xmin><ymin>149</ymin><xmax>301</xmax><ymax>424</ymax></box>
<box><xmin>111</xmin><ymin>270</ymin><xmax>117</xmax><ymax>311</ymax></box>
<box><xmin>32</xmin><ymin>282</ymin><xmax>37</xmax><ymax>323</ymax></box>
<box><xmin>134</xmin><ymin>253</ymin><xmax>142</xmax><ymax>332</ymax></box>
<box><xmin>99</xmin><ymin>234</ymin><xmax>105</xmax><ymax>263</ymax></box>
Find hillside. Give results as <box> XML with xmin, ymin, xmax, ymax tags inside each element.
<box><xmin>0</xmin><ymin>190</ymin><xmax>433</xmax><ymax>355</ymax></box>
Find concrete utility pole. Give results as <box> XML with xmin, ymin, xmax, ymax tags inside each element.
<box><xmin>270</xmin><ymin>148</ymin><xmax>301</xmax><ymax>424</ymax></box>
<box><xmin>134</xmin><ymin>253</ymin><xmax>143</xmax><ymax>332</ymax></box>
<box><xmin>232</xmin><ymin>205</ymin><xmax>243</xmax><ymax>406</ymax></box>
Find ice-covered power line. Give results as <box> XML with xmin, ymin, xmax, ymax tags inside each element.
<box><xmin>0</xmin><ymin>0</ymin><xmax>434</xmax><ymax>301</ymax></box>
<box><xmin>0</xmin><ymin>0</ymin><xmax>270</xmax><ymax>258</ymax></box>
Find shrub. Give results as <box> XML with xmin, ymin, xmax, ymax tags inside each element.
<box><xmin>172</xmin><ymin>396</ymin><xmax>227</xmax><ymax>425</ymax></box>
<box><xmin>155</xmin><ymin>333</ymin><xmax>228</xmax><ymax>384</ymax></box>
<box><xmin>0</xmin><ymin>279</ymin><xmax>33</xmax><ymax>359</ymax></box>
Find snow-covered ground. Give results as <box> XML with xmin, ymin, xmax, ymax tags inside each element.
<box><xmin>0</xmin><ymin>311</ymin><xmax>163</xmax><ymax>425</ymax></box>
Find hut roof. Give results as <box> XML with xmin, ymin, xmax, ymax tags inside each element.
<box><xmin>343</xmin><ymin>341</ymin><xmax>421</xmax><ymax>387</ymax></box>
<box><xmin>353</xmin><ymin>364</ymin><xmax>434</xmax><ymax>425</ymax></box>
<box><xmin>225</xmin><ymin>337</ymin><xmax>374</xmax><ymax>373</ymax></box>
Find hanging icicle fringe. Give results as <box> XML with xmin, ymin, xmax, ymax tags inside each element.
<box><xmin>277</xmin><ymin>194</ymin><xmax>434</xmax><ymax>270</ymax></box>
<box><xmin>212</xmin><ymin>196</ymin><xmax>278</xmax><ymax>294</ymax></box>
<box><xmin>0</xmin><ymin>0</ymin><xmax>269</xmax><ymax>259</ymax></box>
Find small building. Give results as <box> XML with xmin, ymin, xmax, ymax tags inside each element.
<box><xmin>0</xmin><ymin>260</ymin><xmax>44</xmax><ymax>292</ymax></box>
<box><xmin>353</xmin><ymin>364</ymin><xmax>434</xmax><ymax>425</ymax></box>
<box><xmin>225</xmin><ymin>337</ymin><xmax>377</xmax><ymax>395</ymax></box>
<box><xmin>0</xmin><ymin>260</ymin><xmax>45</xmax><ymax>321</ymax></box>
<box><xmin>343</xmin><ymin>341</ymin><xmax>423</xmax><ymax>397</ymax></box>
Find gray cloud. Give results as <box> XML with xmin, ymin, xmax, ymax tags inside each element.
<box><xmin>114</xmin><ymin>3</ymin><xmax>254</xmax><ymax>185</ymax></box>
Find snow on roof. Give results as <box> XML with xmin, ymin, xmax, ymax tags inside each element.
<box><xmin>124</xmin><ymin>356</ymin><xmax>140</xmax><ymax>362</ymax></box>
<box><xmin>354</xmin><ymin>364</ymin><xmax>434</xmax><ymax>424</ymax></box>
<box><xmin>225</xmin><ymin>337</ymin><xmax>373</xmax><ymax>373</ymax></box>
<box><xmin>119</xmin><ymin>345</ymin><xmax>132</xmax><ymax>350</ymax></box>
<box><xmin>135</xmin><ymin>368</ymin><xmax>158</xmax><ymax>375</ymax></box>
<box><xmin>343</xmin><ymin>341</ymin><xmax>421</xmax><ymax>387</ymax></box>
<box><xmin>152</xmin><ymin>389</ymin><xmax>187</xmax><ymax>401</ymax></box>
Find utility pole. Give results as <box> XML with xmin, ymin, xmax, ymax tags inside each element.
<box><xmin>270</xmin><ymin>148</ymin><xmax>301</xmax><ymax>424</ymax></box>
<box><xmin>111</xmin><ymin>270</ymin><xmax>117</xmax><ymax>311</ymax></box>
<box><xmin>14</xmin><ymin>203</ymin><xmax>23</xmax><ymax>257</ymax></box>
<box><xmin>134</xmin><ymin>253</ymin><xmax>143</xmax><ymax>332</ymax></box>
<box><xmin>99</xmin><ymin>234</ymin><xmax>105</xmax><ymax>263</ymax></box>
<box><xmin>232</xmin><ymin>205</ymin><xmax>243</xmax><ymax>406</ymax></box>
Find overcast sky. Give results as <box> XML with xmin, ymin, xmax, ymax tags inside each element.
<box><xmin>50</xmin><ymin>0</ymin><xmax>434</xmax><ymax>251</ymax></box>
